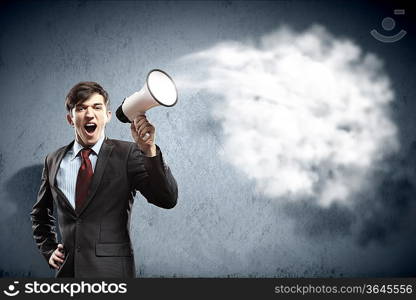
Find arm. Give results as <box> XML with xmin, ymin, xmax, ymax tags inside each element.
<box><xmin>129</xmin><ymin>115</ymin><xmax>178</xmax><ymax>208</ymax></box>
<box><xmin>30</xmin><ymin>156</ymin><xmax>59</xmax><ymax>265</ymax></box>
<box><xmin>128</xmin><ymin>143</ymin><xmax>178</xmax><ymax>208</ymax></box>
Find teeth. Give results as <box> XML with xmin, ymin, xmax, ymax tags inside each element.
<box><xmin>85</xmin><ymin>123</ymin><xmax>96</xmax><ymax>133</ymax></box>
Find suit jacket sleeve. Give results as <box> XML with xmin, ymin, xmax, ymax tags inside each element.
<box><xmin>127</xmin><ymin>143</ymin><xmax>178</xmax><ymax>209</ymax></box>
<box><xmin>30</xmin><ymin>156</ymin><xmax>58</xmax><ymax>265</ymax></box>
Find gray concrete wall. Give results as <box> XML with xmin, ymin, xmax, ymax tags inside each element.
<box><xmin>0</xmin><ymin>0</ymin><xmax>415</xmax><ymax>277</ymax></box>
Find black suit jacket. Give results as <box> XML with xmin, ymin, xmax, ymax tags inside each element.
<box><xmin>30</xmin><ymin>138</ymin><xmax>178</xmax><ymax>278</ymax></box>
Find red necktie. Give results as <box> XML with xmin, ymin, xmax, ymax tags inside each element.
<box><xmin>75</xmin><ymin>148</ymin><xmax>93</xmax><ymax>212</ymax></box>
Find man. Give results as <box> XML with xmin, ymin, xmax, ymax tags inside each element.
<box><xmin>30</xmin><ymin>81</ymin><xmax>178</xmax><ymax>278</ymax></box>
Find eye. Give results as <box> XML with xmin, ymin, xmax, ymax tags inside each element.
<box><xmin>95</xmin><ymin>105</ymin><xmax>103</xmax><ymax>110</ymax></box>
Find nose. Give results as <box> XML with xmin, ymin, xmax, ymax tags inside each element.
<box><xmin>85</xmin><ymin>107</ymin><xmax>94</xmax><ymax>117</ymax></box>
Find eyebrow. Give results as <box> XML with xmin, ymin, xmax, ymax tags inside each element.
<box><xmin>76</xmin><ymin>102</ymin><xmax>104</xmax><ymax>107</ymax></box>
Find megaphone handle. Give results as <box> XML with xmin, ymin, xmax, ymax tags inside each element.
<box><xmin>133</xmin><ymin>113</ymin><xmax>151</xmax><ymax>141</ymax></box>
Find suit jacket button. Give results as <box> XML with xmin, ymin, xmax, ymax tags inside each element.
<box><xmin>76</xmin><ymin>246</ymin><xmax>81</xmax><ymax>252</ymax></box>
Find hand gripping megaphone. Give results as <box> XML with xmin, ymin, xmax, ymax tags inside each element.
<box><xmin>116</xmin><ymin>69</ymin><xmax>178</xmax><ymax>123</ymax></box>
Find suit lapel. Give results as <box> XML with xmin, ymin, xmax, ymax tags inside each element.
<box><xmin>78</xmin><ymin>138</ymin><xmax>114</xmax><ymax>216</ymax></box>
<box><xmin>50</xmin><ymin>141</ymin><xmax>77</xmax><ymax>216</ymax></box>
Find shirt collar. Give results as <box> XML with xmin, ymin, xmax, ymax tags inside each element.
<box><xmin>70</xmin><ymin>133</ymin><xmax>106</xmax><ymax>160</ymax></box>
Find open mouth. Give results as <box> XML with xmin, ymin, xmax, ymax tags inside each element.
<box><xmin>84</xmin><ymin>123</ymin><xmax>97</xmax><ymax>134</ymax></box>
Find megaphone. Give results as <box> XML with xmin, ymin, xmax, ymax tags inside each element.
<box><xmin>116</xmin><ymin>69</ymin><xmax>178</xmax><ymax>123</ymax></box>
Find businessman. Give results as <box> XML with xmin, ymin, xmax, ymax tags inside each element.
<box><xmin>30</xmin><ymin>81</ymin><xmax>178</xmax><ymax>278</ymax></box>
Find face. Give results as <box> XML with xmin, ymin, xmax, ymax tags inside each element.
<box><xmin>67</xmin><ymin>93</ymin><xmax>111</xmax><ymax>147</ymax></box>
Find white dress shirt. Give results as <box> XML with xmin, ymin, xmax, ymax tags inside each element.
<box><xmin>56</xmin><ymin>134</ymin><xmax>105</xmax><ymax>209</ymax></box>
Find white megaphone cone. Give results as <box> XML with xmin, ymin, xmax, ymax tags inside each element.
<box><xmin>116</xmin><ymin>69</ymin><xmax>178</xmax><ymax>123</ymax></box>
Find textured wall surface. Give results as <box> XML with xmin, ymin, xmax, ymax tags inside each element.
<box><xmin>0</xmin><ymin>0</ymin><xmax>415</xmax><ymax>277</ymax></box>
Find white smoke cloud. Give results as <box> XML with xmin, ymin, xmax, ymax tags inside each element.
<box><xmin>177</xmin><ymin>25</ymin><xmax>399</xmax><ymax>207</ymax></box>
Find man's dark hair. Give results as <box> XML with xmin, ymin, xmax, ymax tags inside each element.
<box><xmin>65</xmin><ymin>81</ymin><xmax>109</xmax><ymax>112</ymax></box>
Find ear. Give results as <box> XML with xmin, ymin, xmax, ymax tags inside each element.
<box><xmin>66</xmin><ymin>113</ymin><xmax>74</xmax><ymax>126</ymax></box>
<box><xmin>106</xmin><ymin>110</ymin><xmax>112</xmax><ymax>123</ymax></box>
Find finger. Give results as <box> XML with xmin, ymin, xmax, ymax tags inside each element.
<box><xmin>142</xmin><ymin>132</ymin><xmax>150</xmax><ymax>141</ymax></box>
<box><xmin>138</xmin><ymin>123</ymin><xmax>151</xmax><ymax>136</ymax></box>
<box><xmin>55</xmin><ymin>251</ymin><xmax>65</xmax><ymax>259</ymax></box>
<box><xmin>139</xmin><ymin>125</ymin><xmax>154</xmax><ymax>139</ymax></box>
<box><xmin>134</xmin><ymin>115</ymin><xmax>147</xmax><ymax>122</ymax></box>
<box><xmin>54</xmin><ymin>251</ymin><xmax>65</xmax><ymax>259</ymax></box>
<box><xmin>56</xmin><ymin>244</ymin><xmax>65</xmax><ymax>257</ymax></box>
<box><xmin>134</xmin><ymin>117</ymin><xmax>147</xmax><ymax>128</ymax></box>
<box><xmin>136</xmin><ymin>120</ymin><xmax>150</xmax><ymax>131</ymax></box>
<box><xmin>136</xmin><ymin>120</ymin><xmax>147</xmax><ymax>131</ymax></box>
<box><xmin>143</xmin><ymin>125</ymin><xmax>155</xmax><ymax>136</ymax></box>
<box><xmin>53</xmin><ymin>254</ymin><xmax>64</xmax><ymax>263</ymax></box>
<box><xmin>49</xmin><ymin>260</ymin><xmax>60</xmax><ymax>269</ymax></box>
